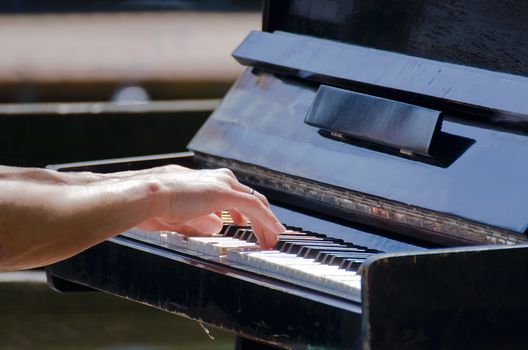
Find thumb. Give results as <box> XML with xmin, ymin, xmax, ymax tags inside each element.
<box><xmin>174</xmin><ymin>214</ymin><xmax>223</xmax><ymax>236</ymax></box>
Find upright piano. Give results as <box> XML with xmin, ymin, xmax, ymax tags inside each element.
<box><xmin>47</xmin><ymin>1</ymin><xmax>528</xmax><ymax>349</ymax></box>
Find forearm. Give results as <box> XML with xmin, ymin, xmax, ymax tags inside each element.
<box><xmin>0</xmin><ymin>165</ymin><xmax>104</xmax><ymax>184</ymax></box>
<box><xmin>0</xmin><ymin>165</ymin><xmax>184</xmax><ymax>185</ymax></box>
<box><xmin>0</xmin><ymin>164</ymin><xmax>283</xmax><ymax>271</ymax></box>
<box><xmin>0</xmin><ymin>178</ymin><xmax>164</xmax><ymax>272</ymax></box>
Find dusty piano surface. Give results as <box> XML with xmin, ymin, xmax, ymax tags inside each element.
<box><xmin>47</xmin><ymin>1</ymin><xmax>528</xmax><ymax>349</ymax></box>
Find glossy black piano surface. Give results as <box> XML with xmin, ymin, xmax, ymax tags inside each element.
<box><xmin>47</xmin><ymin>1</ymin><xmax>528</xmax><ymax>349</ymax></box>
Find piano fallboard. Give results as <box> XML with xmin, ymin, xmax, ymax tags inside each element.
<box><xmin>189</xmin><ymin>68</ymin><xmax>528</xmax><ymax>246</ymax></box>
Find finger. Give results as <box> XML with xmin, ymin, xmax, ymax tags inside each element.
<box><xmin>212</xmin><ymin>168</ymin><xmax>271</xmax><ymax>210</ymax></box>
<box><xmin>252</xmin><ymin>189</ymin><xmax>270</xmax><ymax>208</ymax></box>
<box><xmin>248</xmin><ymin>216</ymin><xmax>280</xmax><ymax>249</ymax></box>
<box><xmin>137</xmin><ymin>218</ymin><xmax>183</xmax><ymax>232</ymax></box>
<box><xmin>223</xmin><ymin>193</ymin><xmax>285</xmax><ymax>248</ymax></box>
<box><xmin>173</xmin><ymin>224</ymin><xmax>206</xmax><ymax>236</ymax></box>
<box><xmin>216</xmin><ymin>168</ymin><xmax>237</xmax><ymax>180</ymax></box>
<box><xmin>183</xmin><ymin>214</ymin><xmax>223</xmax><ymax>235</ymax></box>
<box><xmin>248</xmin><ymin>218</ymin><xmax>270</xmax><ymax>248</ymax></box>
<box><xmin>145</xmin><ymin>214</ymin><xmax>223</xmax><ymax>236</ymax></box>
<box><xmin>215</xmin><ymin>211</ymin><xmax>222</xmax><ymax>219</ymax></box>
<box><xmin>230</xmin><ymin>182</ymin><xmax>271</xmax><ymax>209</ymax></box>
<box><xmin>234</xmin><ymin>193</ymin><xmax>284</xmax><ymax>233</ymax></box>
<box><xmin>228</xmin><ymin>208</ymin><xmax>248</xmax><ymax>226</ymax></box>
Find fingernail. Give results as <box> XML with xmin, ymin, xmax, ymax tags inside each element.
<box><xmin>275</xmin><ymin>222</ymin><xmax>286</xmax><ymax>233</ymax></box>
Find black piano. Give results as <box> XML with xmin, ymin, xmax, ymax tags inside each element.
<box><xmin>47</xmin><ymin>1</ymin><xmax>528</xmax><ymax>349</ymax></box>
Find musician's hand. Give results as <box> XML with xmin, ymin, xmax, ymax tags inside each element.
<box><xmin>137</xmin><ymin>166</ymin><xmax>284</xmax><ymax>249</ymax></box>
<box><xmin>0</xmin><ymin>164</ymin><xmax>284</xmax><ymax>272</ymax></box>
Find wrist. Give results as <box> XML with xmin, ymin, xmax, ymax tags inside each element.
<box><xmin>132</xmin><ymin>178</ymin><xmax>172</xmax><ymax>221</ymax></box>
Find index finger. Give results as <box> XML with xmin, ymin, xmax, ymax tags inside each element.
<box><xmin>222</xmin><ymin>192</ymin><xmax>285</xmax><ymax>248</ymax></box>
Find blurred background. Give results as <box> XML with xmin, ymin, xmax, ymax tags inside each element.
<box><xmin>1</xmin><ymin>1</ymin><xmax>262</xmax><ymax>349</ymax></box>
<box><xmin>0</xmin><ymin>0</ymin><xmax>262</xmax><ymax>167</ymax></box>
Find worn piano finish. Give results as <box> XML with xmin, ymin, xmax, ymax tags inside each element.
<box><xmin>47</xmin><ymin>1</ymin><xmax>528</xmax><ymax>349</ymax></box>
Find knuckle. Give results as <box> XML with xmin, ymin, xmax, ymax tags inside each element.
<box><xmin>218</xmin><ymin>173</ymin><xmax>237</xmax><ymax>186</ymax></box>
<box><xmin>163</xmin><ymin>164</ymin><xmax>184</xmax><ymax>172</ymax></box>
<box><xmin>220</xmin><ymin>168</ymin><xmax>236</xmax><ymax>177</ymax></box>
<box><xmin>249</xmin><ymin>195</ymin><xmax>267</xmax><ymax>210</ymax></box>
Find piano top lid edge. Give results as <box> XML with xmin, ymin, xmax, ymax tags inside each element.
<box><xmin>232</xmin><ymin>30</ymin><xmax>528</xmax><ymax>131</ymax></box>
<box><xmin>235</xmin><ymin>30</ymin><xmax>528</xmax><ymax>84</ymax></box>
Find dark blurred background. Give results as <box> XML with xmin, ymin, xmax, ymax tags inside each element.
<box><xmin>1</xmin><ymin>273</ymin><xmax>236</xmax><ymax>350</ymax></box>
<box><xmin>0</xmin><ymin>1</ymin><xmax>262</xmax><ymax>349</ymax></box>
<box><xmin>0</xmin><ymin>0</ymin><xmax>262</xmax><ymax>167</ymax></box>
<box><xmin>0</xmin><ymin>0</ymin><xmax>262</xmax><ymax>13</ymax></box>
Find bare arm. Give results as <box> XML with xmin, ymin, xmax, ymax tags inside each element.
<box><xmin>0</xmin><ymin>165</ymin><xmax>284</xmax><ymax>272</ymax></box>
<box><xmin>0</xmin><ymin>165</ymin><xmax>104</xmax><ymax>184</ymax></box>
<box><xmin>0</xmin><ymin>164</ymin><xmax>189</xmax><ymax>184</ymax></box>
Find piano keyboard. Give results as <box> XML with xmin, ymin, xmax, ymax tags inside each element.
<box><xmin>125</xmin><ymin>212</ymin><xmax>383</xmax><ymax>301</ymax></box>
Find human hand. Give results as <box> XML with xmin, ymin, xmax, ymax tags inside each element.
<box><xmin>137</xmin><ymin>165</ymin><xmax>284</xmax><ymax>249</ymax></box>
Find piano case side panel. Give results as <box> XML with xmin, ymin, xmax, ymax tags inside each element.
<box><xmin>362</xmin><ymin>245</ymin><xmax>528</xmax><ymax>350</ymax></box>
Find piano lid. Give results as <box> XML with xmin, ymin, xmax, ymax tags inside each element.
<box><xmin>263</xmin><ymin>0</ymin><xmax>528</xmax><ymax>78</ymax></box>
<box><xmin>188</xmin><ymin>0</ymin><xmax>528</xmax><ymax>245</ymax></box>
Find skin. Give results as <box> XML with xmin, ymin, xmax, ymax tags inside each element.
<box><xmin>0</xmin><ymin>165</ymin><xmax>285</xmax><ymax>272</ymax></box>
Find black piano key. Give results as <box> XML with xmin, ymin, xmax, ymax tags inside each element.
<box><xmin>292</xmin><ymin>242</ymin><xmax>344</xmax><ymax>258</ymax></box>
<box><xmin>240</xmin><ymin>230</ymin><xmax>255</xmax><ymax>241</ymax></box>
<box><xmin>339</xmin><ymin>259</ymin><xmax>364</xmax><ymax>271</ymax></box>
<box><xmin>278</xmin><ymin>240</ymin><xmax>323</xmax><ymax>253</ymax></box>
<box><xmin>287</xmin><ymin>235</ymin><xmax>345</xmax><ymax>244</ymax></box>
<box><xmin>327</xmin><ymin>256</ymin><xmax>363</xmax><ymax>267</ymax></box>
<box><xmin>321</xmin><ymin>252</ymin><xmax>376</xmax><ymax>265</ymax></box>
<box><xmin>246</xmin><ymin>233</ymin><xmax>258</xmax><ymax>243</ymax></box>
<box><xmin>327</xmin><ymin>254</ymin><xmax>363</xmax><ymax>266</ymax></box>
<box><xmin>300</xmin><ymin>245</ymin><xmax>359</xmax><ymax>259</ymax></box>
<box><xmin>275</xmin><ymin>238</ymin><xmax>330</xmax><ymax>251</ymax></box>
<box><xmin>278</xmin><ymin>231</ymin><xmax>310</xmax><ymax>237</ymax></box>
<box><xmin>277</xmin><ymin>235</ymin><xmax>326</xmax><ymax>241</ymax></box>
<box><xmin>281</xmin><ymin>241</ymin><xmax>324</xmax><ymax>253</ymax></box>
<box><xmin>221</xmin><ymin>224</ymin><xmax>245</xmax><ymax>236</ymax></box>
<box><xmin>313</xmin><ymin>251</ymin><xmax>372</xmax><ymax>264</ymax></box>
<box><xmin>280</xmin><ymin>241</ymin><xmax>342</xmax><ymax>254</ymax></box>
<box><xmin>307</xmin><ymin>247</ymin><xmax>369</xmax><ymax>260</ymax></box>
<box><xmin>297</xmin><ymin>230</ymin><xmax>328</xmax><ymax>238</ymax></box>
<box><xmin>350</xmin><ymin>245</ymin><xmax>382</xmax><ymax>253</ymax></box>
<box><xmin>233</xmin><ymin>229</ymin><xmax>253</xmax><ymax>240</ymax></box>
<box><xmin>284</xmin><ymin>225</ymin><xmax>304</xmax><ymax>231</ymax></box>
<box><xmin>284</xmin><ymin>226</ymin><xmax>329</xmax><ymax>238</ymax></box>
<box><xmin>297</xmin><ymin>244</ymin><xmax>351</xmax><ymax>257</ymax></box>
<box><xmin>279</xmin><ymin>237</ymin><xmax>348</xmax><ymax>249</ymax></box>
<box><xmin>226</xmin><ymin>226</ymin><xmax>249</xmax><ymax>237</ymax></box>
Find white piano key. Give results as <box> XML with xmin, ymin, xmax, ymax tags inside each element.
<box><xmin>130</xmin><ymin>223</ymin><xmax>366</xmax><ymax>299</ymax></box>
<box><xmin>188</xmin><ymin>236</ymin><xmax>249</xmax><ymax>254</ymax></box>
<box><xmin>168</xmin><ymin>232</ymin><xmax>188</xmax><ymax>249</ymax></box>
<box><xmin>207</xmin><ymin>241</ymin><xmax>257</xmax><ymax>257</ymax></box>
